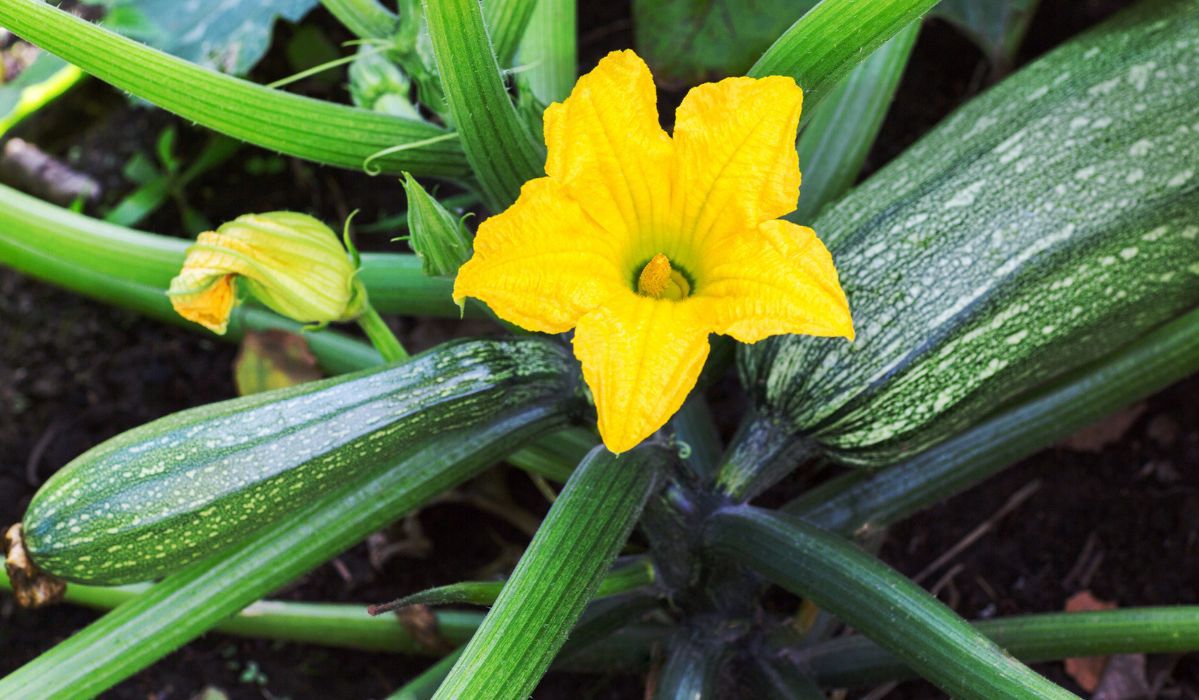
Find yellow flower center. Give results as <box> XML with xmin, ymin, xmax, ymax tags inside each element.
<box><xmin>637</xmin><ymin>253</ymin><xmax>691</xmax><ymax>300</ymax></box>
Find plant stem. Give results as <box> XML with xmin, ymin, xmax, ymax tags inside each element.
<box><xmin>797</xmin><ymin>608</ymin><xmax>1199</xmax><ymax>688</ymax></box>
<box><xmin>321</xmin><ymin>0</ymin><xmax>399</xmax><ymax>41</ymax></box>
<box><xmin>0</xmin><ymin>568</ymin><xmax>482</xmax><ymax>654</ymax></box>
<box><xmin>705</xmin><ymin>506</ymin><xmax>1076</xmax><ymax>699</ymax></box>
<box><xmin>432</xmin><ymin>445</ymin><xmax>665</xmax><ymax>699</ymax></box>
<box><xmin>423</xmin><ymin>0</ymin><xmax>545</xmax><ymax>211</ymax></box>
<box><xmin>357</xmin><ymin>303</ymin><xmax>410</xmax><ymax>362</ymax></box>
<box><xmin>750</xmin><ymin>0</ymin><xmax>940</xmax><ymax>120</ymax></box>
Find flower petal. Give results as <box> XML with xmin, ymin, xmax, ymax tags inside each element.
<box><xmin>672</xmin><ymin>76</ymin><xmax>803</xmax><ymax>248</ymax></box>
<box><xmin>697</xmin><ymin>220</ymin><xmax>854</xmax><ymax>343</ymax></box>
<box><xmin>454</xmin><ymin>178</ymin><xmax>626</xmax><ymax>333</ymax></box>
<box><xmin>544</xmin><ymin>50</ymin><xmax>673</xmax><ymax>243</ymax></box>
<box><xmin>573</xmin><ymin>294</ymin><xmax>710</xmax><ymax>453</ymax></box>
<box><xmin>168</xmin><ymin>270</ymin><xmax>237</xmax><ymax>334</ymax></box>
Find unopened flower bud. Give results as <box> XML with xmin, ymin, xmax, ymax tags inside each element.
<box><xmin>402</xmin><ymin>173</ymin><xmax>473</xmax><ymax>277</ymax></box>
<box><xmin>168</xmin><ymin>211</ymin><xmax>366</xmax><ymax>334</ymax></box>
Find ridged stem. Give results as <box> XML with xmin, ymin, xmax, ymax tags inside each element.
<box><xmin>790</xmin><ymin>20</ymin><xmax>919</xmax><ymax>223</ymax></box>
<box><xmin>320</xmin><ymin>0</ymin><xmax>399</xmax><ymax>40</ymax></box>
<box><xmin>516</xmin><ymin>0</ymin><xmax>577</xmax><ymax>104</ymax></box>
<box><xmin>653</xmin><ymin>631</ymin><xmax>727</xmax><ymax>700</ymax></box>
<box><xmin>432</xmin><ymin>446</ymin><xmax>665</xmax><ymax>699</ymax></box>
<box><xmin>485</xmin><ymin>0</ymin><xmax>539</xmax><ymax>67</ymax></box>
<box><xmin>0</xmin><ymin>0</ymin><xmax>469</xmax><ymax>177</ymax></box>
<box><xmin>423</xmin><ymin>0</ymin><xmax>545</xmax><ymax>211</ymax></box>
<box><xmin>705</xmin><ymin>506</ymin><xmax>1076</xmax><ymax>699</ymax></box>
<box><xmin>798</xmin><ymin>608</ymin><xmax>1199</xmax><ymax>688</ymax></box>
<box><xmin>749</xmin><ymin>0</ymin><xmax>939</xmax><ymax>119</ymax></box>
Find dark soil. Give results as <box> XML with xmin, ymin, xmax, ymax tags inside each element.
<box><xmin>5</xmin><ymin>0</ymin><xmax>1189</xmax><ymax>698</ymax></box>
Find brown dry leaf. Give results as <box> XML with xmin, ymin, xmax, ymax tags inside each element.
<box><xmin>395</xmin><ymin>604</ymin><xmax>452</xmax><ymax>653</ymax></box>
<box><xmin>1061</xmin><ymin>403</ymin><xmax>1146</xmax><ymax>453</ymax></box>
<box><xmin>1064</xmin><ymin>590</ymin><xmax>1117</xmax><ymax>692</ymax></box>
<box><xmin>233</xmin><ymin>330</ymin><xmax>323</xmax><ymax>396</ymax></box>
<box><xmin>4</xmin><ymin>523</ymin><xmax>65</xmax><ymax>608</ymax></box>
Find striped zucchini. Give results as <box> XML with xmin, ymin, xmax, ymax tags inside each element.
<box><xmin>733</xmin><ymin>0</ymin><xmax>1199</xmax><ymax>473</ymax></box>
<box><xmin>24</xmin><ymin>338</ymin><xmax>579</xmax><ymax>584</ymax></box>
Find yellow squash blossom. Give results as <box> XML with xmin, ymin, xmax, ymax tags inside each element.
<box><xmin>169</xmin><ymin>212</ymin><xmax>366</xmax><ymax>334</ymax></box>
<box><xmin>454</xmin><ymin>50</ymin><xmax>854</xmax><ymax>453</ymax></box>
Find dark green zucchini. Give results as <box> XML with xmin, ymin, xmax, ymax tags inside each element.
<box><xmin>727</xmin><ymin>0</ymin><xmax>1199</xmax><ymax>481</ymax></box>
<box><xmin>23</xmin><ymin>338</ymin><xmax>579</xmax><ymax>584</ymax></box>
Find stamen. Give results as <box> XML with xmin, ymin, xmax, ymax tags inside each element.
<box><xmin>637</xmin><ymin>254</ymin><xmax>691</xmax><ymax>300</ymax></box>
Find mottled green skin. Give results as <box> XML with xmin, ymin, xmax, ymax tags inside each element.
<box><xmin>740</xmin><ymin>0</ymin><xmax>1199</xmax><ymax>467</ymax></box>
<box><xmin>24</xmin><ymin>338</ymin><xmax>578</xmax><ymax>584</ymax></box>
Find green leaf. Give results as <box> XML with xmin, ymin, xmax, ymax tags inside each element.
<box><xmin>0</xmin><ymin>396</ymin><xmax>570</xmax><ymax>699</ymax></box>
<box><xmin>934</xmin><ymin>0</ymin><xmax>1040</xmax><ymax>68</ymax></box>
<box><xmin>422</xmin><ymin>0</ymin><xmax>545</xmax><ymax>211</ymax></box>
<box><xmin>789</xmin><ymin>21</ymin><xmax>919</xmax><ymax>224</ymax></box>
<box><xmin>85</xmin><ymin>0</ymin><xmax>320</xmax><ymax>75</ymax></box>
<box><xmin>0</xmin><ymin>0</ymin><xmax>469</xmax><ymax>178</ymax></box>
<box><xmin>633</xmin><ymin>0</ymin><xmax>819</xmax><ymax>86</ymax></box>
<box><xmin>786</xmin><ymin>305</ymin><xmax>1199</xmax><ymax>535</ymax></box>
<box><xmin>705</xmin><ymin>507</ymin><xmax>1075</xmax><ymax>699</ymax></box>
<box><xmin>516</xmin><ymin>0</ymin><xmax>577</xmax><ymax>104</ymax></box>
<box><xmin>799</xmin><ymin>608</ymin><xmax>1199</xmax><ymax>688</ymax></box>
<box><xmin>432</xmin><ymin>445</ymin><xmax>666</xmax><ymax>699</ymax></box>
<box><xmin>402</xmin><ymin>172</ymin><xmax>473</xmax><ymax>277</ymax></box>
<box><xmin>750</xmin><ymin>0</ymin><xmax>940</xmax><ymax>118</ymax></box>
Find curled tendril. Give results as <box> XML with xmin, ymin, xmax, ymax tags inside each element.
<box><xmin>362</xmin><ymin>132</ymin><xmax>460</xmax><ymax>176</ymax></box>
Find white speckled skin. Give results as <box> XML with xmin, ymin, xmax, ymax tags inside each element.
<box><xmin>24</xmin><ymin>338</ymin><xmax>578</xmax><ymax>584</ymax></box>
<box><xmin>740</xmin><ymin>0</ymin><xmax>1199</xmax><ymax>467</ymax></box>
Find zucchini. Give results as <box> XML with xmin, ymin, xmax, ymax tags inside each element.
<box><xmin>23</xmin><ymin>338</ymin><xmax>579</xmax><ymax>584</ymax></box>
<box><xmin>731</xmin><ymin>0</ymin><xmax>1199</xmax><ymax>475</ymax></box>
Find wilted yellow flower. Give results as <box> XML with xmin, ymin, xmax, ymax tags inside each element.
<box><xmin>454</xmin><ymin>50</ymin><xmax>854</xmax><ymax>453</ymax></box>
<box><xmin>168</xmin><ymin>212</ymin><xmax>366</xmax><ymax>334</ymax></box>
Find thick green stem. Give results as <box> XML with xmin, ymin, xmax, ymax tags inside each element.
<box><xmin>0</xmin><ymin>0</ymin><xmax>468</xmax><ymax>177</ymax></box>
<box><xmin>357</xmin><ymin>304</ymin><xmax>410</xmax><ymax>362</ymax></box>
<box><xmin>433</xmin><ymin>446</ymin><xmax>665</xmax><ymax>699</ymax></box>
<box><xmin>789</xmin><ymin>20</ymin><xmax>919</xmax><ymax>223</ymax></box>
<box><xmin>423</xmin><ymin>0</ymin><xmax>545</xmax><ymax>211</ymax></box>
<box><xmin>516</xmin><ymin>0</ymin><xmax>577</xmax><ymax>104</ymax></box>
<box><xmin>716</xmin><ymin>411</ymin><xmax>820</xmax><ymax>501</ymax></box>
<box><xmin>321</xmin><ymin>0</ymin><xmax>399</xmax><ymax>40</ymax></box>
<box><xmin>485</xmin><ymin>0</ymin><xmax>539</xmax><ymax>68</ymax></box>
<box><xmin>0</xmin><ymin>569</ymin><xmax>482</xmax><ymax>654</ymax></box>
<box><xmin>705</xmin><ymin>507</ymin><xmax>1076</xmax><ymax>699</ymax></box>
<box><xmin>750</xmin><ymin>0</ymin><xmax>939</xmax><ymax>119</ymax></box>
<box><xmin>797</xmin><ymin>608</ymin><xmax>1199</xmax><ymax>688</ymax></box>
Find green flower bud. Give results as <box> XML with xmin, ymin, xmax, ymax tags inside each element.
<box><xmin>402</xmin><ymin>173</ymin><xmax>473</xmax><ymax>278</ymax></box>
